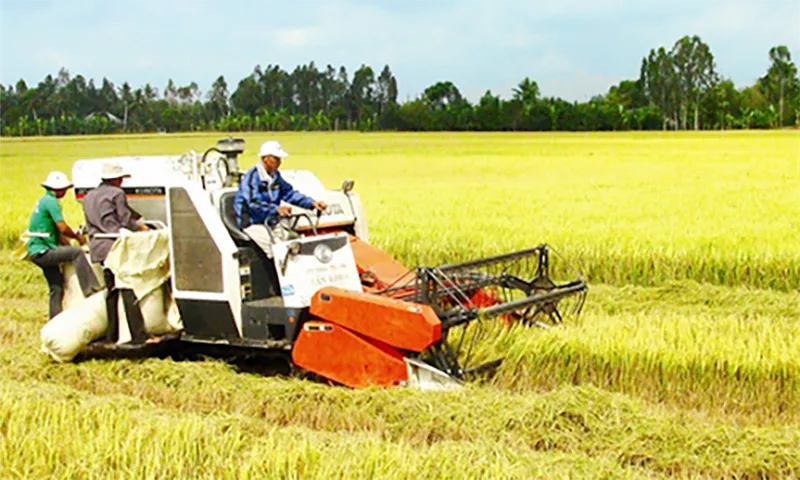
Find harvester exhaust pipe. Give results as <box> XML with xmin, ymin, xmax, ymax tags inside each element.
<box><xmin>203</xmin><ymin>137</ymin><xmax>246</xmax><ymax>187</ymax></box>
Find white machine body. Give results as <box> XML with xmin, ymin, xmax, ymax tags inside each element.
<box><xmin>71</xmin><ymin>145</ymin><xmax>369</xmax><ymax>338</ymax></box>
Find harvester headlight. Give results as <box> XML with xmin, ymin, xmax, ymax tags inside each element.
<box><xmin>314</xmin><ymin>244</ymin><xmax>333</xmax><ymax>264</ymax></box>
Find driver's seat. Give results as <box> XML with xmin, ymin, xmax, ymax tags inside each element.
<box><xmin>219</xmin><ymin>191</ymin><xmax>251</xmax><ymax>245</ymax></box>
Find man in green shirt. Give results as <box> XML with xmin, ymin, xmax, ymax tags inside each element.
<box><xmin>27</xmin><ymin>171</ymin><xmax>101</xmax><ymax>319</ymax></box>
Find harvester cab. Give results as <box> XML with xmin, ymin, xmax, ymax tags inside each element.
<box><xmin>68</xmin><ymin>138</ymin><xmax>588</xmax><ymax>390</ymax></box>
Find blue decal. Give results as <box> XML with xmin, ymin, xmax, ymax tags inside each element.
<box><xmin>281</xmin><ymin>285</ymin><xmax>295</xmax><ymax>296</ymax></box>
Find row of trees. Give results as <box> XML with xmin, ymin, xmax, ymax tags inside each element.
<box><xmin>1</xmin><ymin>35</ymin><xmax>798</xmax><ymax>136</ymax></box>
<box><xmin>641</xmin><ymin>37</ymin><xmax>798</xmax><ymax>130</ymax></box>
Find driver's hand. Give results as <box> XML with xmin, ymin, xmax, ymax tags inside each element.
<box><xmin>312</xmin><ymin>201</ymin><xmax>327</xmax><ymax>212</ymax></box>
<box><xmin>276</xmin><ymin>206</ymin><xmax>292</xmax><ymax>216</ymax></box>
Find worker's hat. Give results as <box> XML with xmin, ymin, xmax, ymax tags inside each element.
<box><xmin>258</xmin><ymin>140</ymin><xmax>290</xmax><ymax>159</ymax></box>
<box><xmin>100</xmin><ymin>161</ymin><xmax>132</xmax><ymax>180</ymax></box>
<box><xmin>41</xmin><ymin>171</ymin><xmax>73</xmax><ymax>190</ymax></box>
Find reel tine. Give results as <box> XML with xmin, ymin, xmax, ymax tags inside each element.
<box><xmin>550</xmin><ymin>307</ymin><xmax>564</xmax><ymax>325</ymax></box>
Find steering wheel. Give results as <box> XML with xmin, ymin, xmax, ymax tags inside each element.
<box><xmin>283</xmin><ymin>212</ymin><xmax>319</xmax><ymax>235</ymax></box>
<box><xmin>263</xmin><ymin>211</ymin><xmax>320</xmax><ymax>238</ymax></box>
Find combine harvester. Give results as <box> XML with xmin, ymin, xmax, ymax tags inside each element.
<box><xmin>52</xmin><ymin>138</ymin><xmax>587</xmax><ymax>389</ymax></box>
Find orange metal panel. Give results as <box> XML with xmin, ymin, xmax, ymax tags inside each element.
<box><xmin>292</xmin><ymin>321</ymin><xmax>408</xmax><ymax>388</ymax></box>
<box><xmin>310</xmin><ymin>286</ymin><xmax>441</xmax><ymax>352</ymax></box>
<box><xmin>348</xmin><ymin>234</ymin><xmax>412</xmax><ymax>291</ymax></box>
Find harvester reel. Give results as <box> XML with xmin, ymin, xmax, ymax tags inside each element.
<box><xmin>518</xmin><ymin>275</ymin><xmax>564</xmax><ymax>327</ymax></box>
<box><xmin>380</xmin><ymin>244</ymin><xmax>588</xmax><ymax>380</ymax></box>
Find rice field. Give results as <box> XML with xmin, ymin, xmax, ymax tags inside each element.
<box><xmin>1</xmin><ymin>131</ymin><xmax>799</xmax><ymax>479</ymax></box>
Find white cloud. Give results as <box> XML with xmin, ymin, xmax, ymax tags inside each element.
<box><xmin>37</xmin><ymin>49</ymin><xmax>70</xmax><ymax>69</ymax></box>
<box><xmin>274</xmin><ymin>27</ymin><xmax>321</xmax><ymax>47</ymax></box>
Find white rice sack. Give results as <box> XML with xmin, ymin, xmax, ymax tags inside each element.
<box><xmin>61</xmin><ymin>262</ymin><xmax>83</xmax><ymax>312</ymax></box>
<box><xmin>116</xmin><ymin>283</ymin><xmax>182</xmax><ymax>344</ymax></box>
<box><xmin>62</xmin><ymin>255</ymin><xmax>105</xmax><ymax>312</ymax></box>
<box><xmin>41</xmin><ymin>290</ymin><xmax>108</xmax><ymax>363</ymax></box>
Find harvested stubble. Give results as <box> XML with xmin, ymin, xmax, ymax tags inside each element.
<box><xmin>2</xmin><ymin>373</ymin><xmax>799</xmax><ymax>480</ymax></box>
<box><xmin>2</xmin><ymin>284</ymin><xmax>799</xmax><ymax>480</ymax></box>
<box><xmin>1</xmin><ymin>380</ymin><xmax>655</xmax><ymax>480</ymax></box>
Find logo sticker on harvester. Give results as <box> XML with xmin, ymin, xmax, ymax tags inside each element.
<box><xmin>274</xmin><ymin>233</ymin><xmax>362</xmax><ymax>308</ymax></box>
<box><xmin>306</xmin><ymin>264</ymin><xmax>354</xmax><ymax>287</ymax></box>
<box><xmin>320</xmin><ymin>204</ymin><xmax>345</xmax><ymax>216</ymax></box>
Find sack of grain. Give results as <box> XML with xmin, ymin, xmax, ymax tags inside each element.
<box><xmin>115</xmin><ymin>282</ymin><xmax>183</xmax><ymax>344</ymax></box>
<box><xmin>61</xmin><ymin>253</ymin><xmax>105</xmax><ymax>312</ymax></box>
<box><xmin>40</xmin><ymin>290</ymin><xmax>108</xmax><ymax>363</ymax></box>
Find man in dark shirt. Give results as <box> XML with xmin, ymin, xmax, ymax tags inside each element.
<box><xmin>83</xmin><ymin>162</ymin><xmax>147</xmax><ymax>264</ymax></box>
<box><xmin>83</xmin><ymin>161</ymin><xmax>149</xmax><ymax>343</ymax></box>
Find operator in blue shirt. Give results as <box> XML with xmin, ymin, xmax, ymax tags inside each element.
<box><xmin>234</xmin><ymin>140</ymin><xmax>326</xmax><ymax>257</ymax></box>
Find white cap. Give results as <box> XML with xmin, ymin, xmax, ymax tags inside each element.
<box><xmin>41</xmin><ymin>171</ymin><xmax>73</xmax><ymax>190</ymax></box>
<box><xmin>100</xmin><ymin>161</ymin><xmax>131</xmax><ymax>180</ymax></box>
<box><xmin>258</xmin><ymin>140</ymin><xmax>289</xmax><ymax>159</ymax></box>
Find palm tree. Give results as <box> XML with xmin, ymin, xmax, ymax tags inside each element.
<box><xmin>512</xmin><ymin>77</ymin><xmax>540</xmax><ymax>109</ymax></box>
<box><xmin>513</xmin><ymin>78</ymin><xmax>540</xmax><ymax>127</ymax></box>
<box><xmin>764</xmin><ymin>46</ymin><xmax>798</xmax><ymax>126</ymax></box>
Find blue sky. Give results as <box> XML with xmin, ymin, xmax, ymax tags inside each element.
<box><xmin>1</xmin><ymin>0</ymin><xmax>798</xmax><ymax>102</ymax></box>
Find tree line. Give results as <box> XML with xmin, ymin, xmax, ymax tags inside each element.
<box><xmin>1</xmin><ymin>35</ymin><xmax>797</xmax><ymax>136</ymax></box>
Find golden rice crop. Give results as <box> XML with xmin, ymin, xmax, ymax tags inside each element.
<box><xmin>1</xmin><ymin>131</ymin><xmax>798</xmax><ymax>478</ymax></box>
<box><xmin>1</xmin><ymin>131</ymin><xmax>798</xmax><ymax>289</ymax></box>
